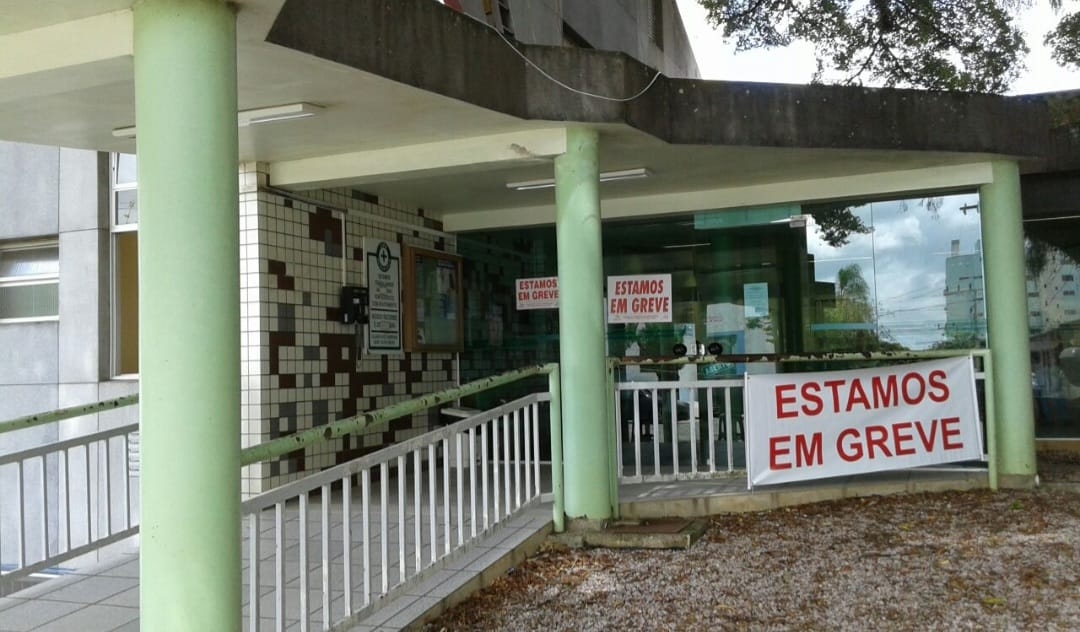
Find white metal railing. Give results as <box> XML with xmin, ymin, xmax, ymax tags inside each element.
<box><xmin>615</xmin><ymin>378</ymin><xmax>744</xmax><ymax>483</ymax></box>
<box><xmin>0</xmin><ymin>422</ymin><xmax>140</xmax><ymax>593</ymax></box>
<box><xmin>240</xmin><ymin>392</ymin><xmax>550</xmax><ymax>632</ymax></box>
<box><xmin>613</xmin><ymin>352</ymin><xmax>991</xmax><ymax>484</ymax></box>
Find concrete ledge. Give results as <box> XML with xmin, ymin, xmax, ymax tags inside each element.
<box><xmin>620</xmin><ymin>471</ymin><xmax>989</xmax><ymax>520</ymax></box>
<box><xmin>399</xmin><ymin>520</ymin><xmax>553</xmax><ymax>631</ymax></box>
<box><xmin>997</xmin><ymin>473</ymin><xmax>1039</xmax><ymax>489</ymax></box>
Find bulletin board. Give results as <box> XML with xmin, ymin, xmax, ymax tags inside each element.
<box><xmin>403</xmin><ymin>246</ymin><xmax>463</xmax><ymax>353</ymax></box>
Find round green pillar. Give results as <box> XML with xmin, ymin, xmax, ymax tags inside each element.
<box><xmin>134</xmin><ymin>0</ymin><xmax>241</xmax><ymax>628</ymax></box>
<box><xmin>979</xmin><ymin>160</ymin><xmax>1037</xmax><ymax>487</ymax></box>
<box><xmin>555</xmin><ymin>127</ymin><xmax>616</xmax><ymax>520</ymax></box>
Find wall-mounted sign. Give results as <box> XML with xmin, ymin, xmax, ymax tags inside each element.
<box><xmin>744</xmin><ymin>357</ymin><xmax>982</xmax><ymax>488</ymax></box>
<box><xmin>363</xmin><ymin>238</ymin><xmax>402</xmax><ymax>354</ymax></box>
<box><xmin>743</xmin><ymin>282</ymin><xmax>769</xmax><ymax>319</ymax></box>
<box><xmin>607</xmin><ymin>274</ymin><xmax>672</xmax><ymax>324</ymax></box>
<box><xmin>516</xmin><ymin>276</ymin><xmax>559</xmax><ymax>310</ymax></box>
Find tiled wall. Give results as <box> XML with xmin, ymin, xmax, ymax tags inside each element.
<box><xmin>457</xmin><ymin>231</ymin><xmax>560</xmax><ymax>406</ymax></box>
<box><xmin>239</xmin><ymin>163</ymin><xmax>458</xmax><ymax>494</ymax></box>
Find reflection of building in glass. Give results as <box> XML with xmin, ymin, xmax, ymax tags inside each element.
<box><xmin>943</xmin><ymin>239</ymin><xmax>987</xmax><ymax>341</ymax></box>
<box><xmin>1027</xmin><ymin>249</ymin><xmax>1080</xmax><ymax>335</ymax></box>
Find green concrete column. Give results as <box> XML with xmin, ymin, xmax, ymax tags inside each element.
<box><xmin>979</xmin><ymin>160</ymin><xmax>1037</xmax><ymax>487</ymax></box>
<box><xmin>133</xmin><ymin>1</ymin><xmax>241</xmax><ymax>629</ymax></box>
<box><xmin>555</xmin><ymin>127</ymin><xmax>615</xmax><ymax>520</ymax></box>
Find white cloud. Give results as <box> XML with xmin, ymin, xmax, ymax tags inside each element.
<box><xmin>676</xmin><ymin>0</ymin><xmax>1080</xmax><ymax>92</ymax></box>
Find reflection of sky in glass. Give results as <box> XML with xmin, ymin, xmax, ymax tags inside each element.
<box><xmin>807</xmin><ymin>193</ymin><xmax>983</xmax><ymax>350</ymax></box>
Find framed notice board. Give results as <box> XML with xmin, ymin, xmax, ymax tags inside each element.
<box><xmin>403</xmin><ymin>246</ymin><xmax>463</xmax><ymax>353</ymax></box>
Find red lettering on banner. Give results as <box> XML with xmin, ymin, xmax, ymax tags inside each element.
<box><xmin>928</xmin><ymin>370</ymin><xmax>949</xmax><ymax>403</ymax></box>
<box><xmin>769</xmin><ymin>370</ymin><xmax>957</xmax><ymax>418</ymax></box>
<box><xmin>610</xmin><ymin>297</ymin><xmax>627</xmax><ymax>314</ymax></box>
<box><xmin>769</xmin><ymin>436</ymin><xmax>792</xmax><ymax>470</ymax></box>
<box><xmin>846</xmin><ymin>379</ymin><xmax>871</xmax><ymax>412</ymax></box>
<box><xmin>902</xmin><ymin>373</ymin><xmax>926</xmax><ymax>405</ymax></box>
<box><xmin>776</xmin><ymin>384</ymin><xmax>797</xmax><ymax>419</ymax></box>
<box><xmin>796</xmin><ymin>433</ymin><xmax>823</xmax><ymax>467</ymax></box>
<box><xmin>518</xmin><ymin>291</ymin><xmax>528</xmax><ymax>302</ymax></box>
<box><xmin>823</xmin><ymin>380</ymin><xmax>845</xmax><ymax>412</ymax></box>
<box><xmin>916</xmin><ymin>418</ymin><xmax>938</xmax><ymax>452</ymax></box>
<box><xmin>864</xmin><ymin>425</ymin><xmax>892</xmax><ymax>459</ymax></box>
<box><xmin>837</xmin><ymin>428</ymin><xmax>862</xmax><ymax>462</ymax></box>
<box><xmin>801</xmin><ymin>382</ymin><xmax>823</xmax><ymax>415</ymax></box>
<box><xmin>941</xmin><ymin>416</ymin><xmax>963</xmax><ymax>449</ymax></box>
<box><xmin>872</xmin><ymin>375</ymin><xmax>898</xmax><ymax>408</ymax></box>
<box><xmin>892</xmin><ymin>421</ymin><xmax>916</xmax><ymax>456</ymax></box>
<box><xmin>769</xmin><ymin>433</ymin><xmax>822</xmax><ymax>469</ymax></box>
<box><xmin>837</xmin><ymin>418</ymin><xmax>964</xmax><ymax>463</ymax></box>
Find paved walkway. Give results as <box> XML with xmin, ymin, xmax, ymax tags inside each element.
<box><xmin>0</xmin><ymin>467</ymin><xmax>989</xmax><ymax>631</ymax></box>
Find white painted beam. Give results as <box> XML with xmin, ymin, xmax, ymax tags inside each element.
<box><xmin>268</xmin><ymin>127</ymin><xmax>568</xmax><ymax>189</ymax></box>
<box><xmin>442</xmin><ymin>162</ymin><xmax>997</xmax><ymax>232</ymax></box>
<box><xmin>0</xmin><ymin>11</ymin><xmax>133</xmax><ymax>81</ymax></box>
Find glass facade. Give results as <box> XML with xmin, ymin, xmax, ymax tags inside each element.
<box><xmin>457</xmin><ymin>189</ymin><xmax>1077</xmax><ymax>439</ymax></box>
<box><xmin>1024</xmin><ymin>216</ymin><xmax>1080</xmax><ymax>438</ymax></box>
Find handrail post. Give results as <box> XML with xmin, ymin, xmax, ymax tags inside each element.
<box><xmin>548</xmin><ymin>365</ymin><xmax>565</xmax><ymax>533</ymax></box>
<box><xmin>605</xmin><ymin>361</ymin><xmax>619</xmax><ymax>519</ymax></box>
<box><xmin>980</xmin><ymin>351</ymin><xmax>998</xmax><ymax>491</ymax></box>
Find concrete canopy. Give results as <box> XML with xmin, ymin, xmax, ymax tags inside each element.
<box><xmin>0</xmin><ymin>0</ymin><xmax>1059</xmax><ymax>231</ymax></box>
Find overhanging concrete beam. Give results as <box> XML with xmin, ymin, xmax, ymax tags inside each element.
<box><xmin>268</xmin><ymin>127</ymin><xmax>567</xmax><ymax>190</ymax></box>
<box><xmin>442</xmin><ymin>162</ymin><xmax>995</xmax><ymax>231</ymax></box>
<box><xmin>0</xmin><ymin>11</ymin><xmax>133</xmax><ymax>82</ymax></box>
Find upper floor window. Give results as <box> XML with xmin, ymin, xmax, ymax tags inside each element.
<box><xmin>111</xmin><ymin>153</ymin><xmax>139</xmax><ymax>375</ymax></box>
<box><xmin>113</xmin><ymin>153</ymin><xmax>138</xmax><ymax>227</ymax></box>
<box><xmin>0</xmin><ymin>241</ymin><xmax>59</xmax><ymax>321</ymax></box>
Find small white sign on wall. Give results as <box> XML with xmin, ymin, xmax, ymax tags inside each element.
<box><xmin>516</xmin><ymin>276</ymin><xmax>559</xmax><ymax>310</ymax></box>
<box><xmin>606</xmin><ymin>274</ymin><xmax>672</xmax><ymax>324</ymax></box>
<box><xmin>363</xmin><ymin>238</ymin><xmax>402</xmax><ymax>355</ymax></box>
<box><xmin>744</xmin><ymin>282</ymin><xmax>769</xmax><ymax>319</ymax></box>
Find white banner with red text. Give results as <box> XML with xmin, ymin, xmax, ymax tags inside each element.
<box><xmin>515</xmin><ymin>276</ymin><xmax>559</xmax><ymax>310</ymax></box>
<box><xmin>745</xmin><ymin>356</ymin><xmax>983</xmax><ymax>488</ymax></box>
<box><xmin>606</xmin><ymin>274</ymin><xmax>672</xmax><ymax>323</ymax></box>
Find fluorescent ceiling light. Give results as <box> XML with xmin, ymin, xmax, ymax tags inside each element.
<box><xmin>506</xmin><ymin>167</ymin><xmax>651</xmax><ymax>191</ymax></box>
<box><xmin>238</xmin><ymin>102</ymin><xmax>323</xmax><ymax>126</ymax></box>
<box><xmin>662</xmin><ymin>242</ymin><xmax>711</xmax><ymax>249</ymax></box>
<box><xmin>111</xmin><ymin>102</ymin><xmax>324</xmax><ymax>138</ymax></box>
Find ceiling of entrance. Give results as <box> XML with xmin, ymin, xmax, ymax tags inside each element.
<box><xmin>0</xmin><ymin>0</ymin><xmax>1033</xmax><ymax>225</ymax></box>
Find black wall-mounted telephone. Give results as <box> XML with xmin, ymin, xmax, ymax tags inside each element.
<box><xmin>340</xmin><ymin>286</ymin><xmax>369</xmax><ymax>325</ymax></box>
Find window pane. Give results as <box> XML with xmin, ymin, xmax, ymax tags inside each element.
<box><xmin>115</xmin><ymin>153</ymin><xmax>137</xmax><ymax>186</ymax></box>
<box><xmin>115</xmin><ymin>189</ymin><xmax>138</xmax><ymax>225</ymax></box>
<box><xmin>0</xmin><ymin>246</ymin><xmax>59</xmax><ymax>279</ymax></box>
<box><xmin>115</xmin><ymin>231</ymin><xmax>139</xmax><ymax>374</ymax></box>
<box><xmin>0</xmin><ymin>282</ymin><xmax>58</xmax><ymax>319</ymax></box>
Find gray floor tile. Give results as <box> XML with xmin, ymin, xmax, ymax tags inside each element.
<box><xmin>0</xmin><ymin>599</ymin><xmax>84</xmax><ymax>631</ymax></box>
<box><xmin>97</xmin><ymin>560</ymin><xmax>139</xmax><ymax>579</ymax></box>
<box><xmin>35</xmin><ymin>604</ymin><xmax>138</xmax><ymax>632</ymax></box>
<box><xmin>380</xmin><ymin>596</ymin><xmax>440</xmax><ymax>630</ymax></box>
<box><xmin>100</xmin><ymin>586</ymin><xmax>138</xmax><ymax>608</ymax></box>
<box><xmin>39</xmin><ymin>576</ymin><xmax>136</xmax><ymax>604</ymax></box>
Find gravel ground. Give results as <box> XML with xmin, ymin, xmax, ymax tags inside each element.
<box><xmin>426</xmin><ymin>454</ymin><xmax>1080</xmax><ymax>631</ymax></box>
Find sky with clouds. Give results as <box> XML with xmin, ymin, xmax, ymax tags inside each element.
<box><xmin>671</xmin><ymin>2</ymin><xmax>1074</xmax><ymax>349</ymax></box>
<box><xmin>675</xmin><ymin>0</ymin><xmax>1080</xmax><ymax>94</ymax></box>
<box><xmin>803</xmin><ymin>194</ymin><xmax>984</xmax><ymax>350</ymax></box>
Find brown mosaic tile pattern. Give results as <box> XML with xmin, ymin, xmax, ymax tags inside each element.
<box><xmin>239</xmin><ymin>175</ymin><xmax>459</xmax><ymax>494</ymax></box>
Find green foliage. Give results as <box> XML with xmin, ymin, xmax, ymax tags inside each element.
<box><xmin>808</xmin><ymin>207</ymin><xmax>872</xmax><ymax>248</ymax></box>
<box><xmin>1046</xmin><ymin>9</ymin><xmax>1080</xmax><ymax>69</ymax></box>
<box><xmin>931</xmin><ymin>331</ymin><xmax>985</xmax><ymax>349</ymax></box>
<box><xmin>816</xmin><ymin>264</ymin><xmax>907</xmax><ymax>352</ymax></box>
<box><xmin>696</xmin><ymin>0</ymin><xmax>1065</xmax><ymax>93</ymax></box>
